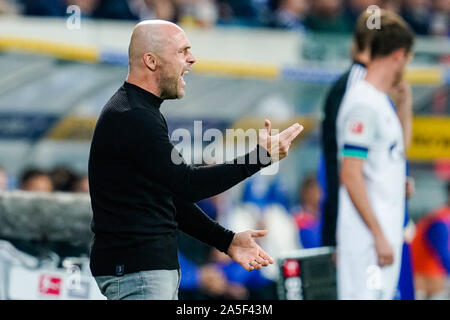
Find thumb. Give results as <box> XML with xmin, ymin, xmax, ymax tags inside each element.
<box><xmin>250</xmin><ymin>230</ymin><xmax>268</xmax><ymax>238</ymax></box>
<box><xmin>264</xmin><ymin>119</ymin><xmax>271</xmax><ymax>136</ymax></box>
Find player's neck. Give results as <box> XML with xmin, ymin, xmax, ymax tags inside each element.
<box><xmin>352</xmin><ymin>50</ymin><xmax>370</xmax><ymax>66</ymax></box>
<box><xmin>364</xmin><ymin>60</ymin><xmax>396</xmax><ymax>93</ymax></box>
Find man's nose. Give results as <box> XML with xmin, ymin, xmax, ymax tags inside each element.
<box><xmin>187</xmin><ymin>52</ymin><xmax>196</xmax><ymax>65</ymax></box>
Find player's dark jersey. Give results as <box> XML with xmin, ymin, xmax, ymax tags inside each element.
<box><xmin>320</xmin><ymin>62</ymin><xmax>366</xmax><ymax>246</ymax></box>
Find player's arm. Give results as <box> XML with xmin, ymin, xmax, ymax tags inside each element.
<box><xmin>340</xmin><ymin>157</ymin><xmax>394</xmax><ymax>266</ymax></box>
<box><xmin>391</xmin><ymin>81</ymin><xmax>415</xmax><ymax>199</ymax></box>
<box><xmin>339</xmin><ymin>106</ymin><xmax>393</xmax><ymax>267</ymax></box>
<box><xmin>390</xmin><ymin>80</ymin><xmax>413</xmax><ymax>151</ymax></box>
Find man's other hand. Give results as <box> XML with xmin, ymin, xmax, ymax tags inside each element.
<box><xmin>227</xmin><ymin>230</ymin><xmax>274</xmax><ymax>271</ymax></box>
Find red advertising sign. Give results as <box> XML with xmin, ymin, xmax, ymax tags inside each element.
<box><xmin>283</xmin><ymin>259</ymin><xmax>300</xmax><ymax>278</ymax></box>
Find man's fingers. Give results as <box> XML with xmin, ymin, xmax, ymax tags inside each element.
<box><xmin>279</xmin><ymin>123</ymin><xmax>300</xmax><ymax>140</ymax></box>
<box><xmin>264</xmin><ymin>119</ymin><xmax>271</xmax><ymax>136</ymax></box>
<box><xmin>240</xmin><ymin>260</ymin><xmax>253</xmax><ymax>271</ymax></box>
<box><xmin>257</xmin><ymin>248</ymin><xmax>274</xmax><ymax>264</ymax></box>
<box><xmin>250</xmin><ymin>230</ymin><xmax>268</xmax><ymax>238</ymax></box>
<box><xmin>290</xmin><ymin>124</ymin><xmax>304</xmax><ymax>142</ymax></box>
<box><xmin>240</xmin><ymin>252</ymin><xmax>273</xmax><ymax>272</ymax></box>
<box><xmin>386</xmin><ymin>255</ymin><xmax>394</xmax><ymax>265</ymax></box>
<box><xmin>254</xmin><ymin>256</ymin><xmax>267</xmax><ymax>266</ymax></box>
<box><xmin>249</xmin><ymin>260</ymin><xmax>262</xmax><ymax>270</ymax></box>
<box><xmin>288</xmin><ymin>124</ymin><xmax>304</xmax><ymax>142</ymax></box>
<box><xmin>378</xmin><ymin>254</ymin><xmax>394</xmax><ymax>267</ymax></box>
<box><xmin>279</xmin><ymin>123</ymin><xmax>303</xmax><ymax>143</ymax></box>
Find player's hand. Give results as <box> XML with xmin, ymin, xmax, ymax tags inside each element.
<box><xmin>258</xmin><ymin>119</ymin><xmax>303</xmax><ymax>163</ymax></box>
<box><xmin>227</xmin><ymin>230</ymin><xmax>274</xmax><ymax>271</ymax></box>
<box><xmin>390</xmin><ymin>80</ymin><xmax>412</xmax><ymax>110</ymax></box>
<box><xmin>374</xmin><ymin>234</ymin><xmax>394</xmax><ymax>267</ymax></box>
<box><xmin>390</xmin><ymin>80</ymin><xmax>413</xmax><ymax>149</ymax></box>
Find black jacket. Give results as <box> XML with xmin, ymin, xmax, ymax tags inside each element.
<box><xmin>88</xmin><ymin>82</ymin><xmax>269</xmax><ymax>276</ymax></box>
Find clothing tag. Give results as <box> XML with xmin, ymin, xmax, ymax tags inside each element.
<box><xmin>115</xmin><ymin>264</ymin><xmax>125</xmax><ymax>276</ymax></box>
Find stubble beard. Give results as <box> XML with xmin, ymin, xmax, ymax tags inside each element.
<box><xmin>158</xmin><ymin>68</ymin><xmax>183</xmax><ymax>100</ymax></box>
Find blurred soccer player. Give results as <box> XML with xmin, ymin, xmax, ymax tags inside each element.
<box><xmin>336</xmin><ymin>17</ymin><xmax>414</xmax><ymax>299</ymax></box>
<box><xmin>411</xmin><ymin>182</ymin><xmax>450</xmax><ymax>299</ymax></box>
<box><xmin>321</xmin><ymin>9</ymin><xmax>413</xmax><ymax>247</ymax></box>
<box><xmin>293</xmin><ymin>175</ymin><xmax>322</xmax><ymax>249</ymax></box>
<box><xmin>88</xmin><ymin>20</ymin><xmax>303</xmax><ymax>300</ymax></box>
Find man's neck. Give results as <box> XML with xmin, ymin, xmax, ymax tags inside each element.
<box><xmin>364</xmin><ymin>59</ymin><xmax>395</xmax><ymax>93</ymax></box>
<box><xmin>126</xmin><ymin>72</ymin><xmax>162</xmax><ymax>99</ymax></box>
<box><xmin>352</xmin><ymin>51</ymin><xmax>370</xmax><ymax>66</ymax></box>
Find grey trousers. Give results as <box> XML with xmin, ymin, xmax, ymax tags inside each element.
<box><xmin>94</xmin><ymin>269</ymin><xmax>180</xmax><ymax>300</ymax></box>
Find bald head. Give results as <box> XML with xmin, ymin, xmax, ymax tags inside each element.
<box><xmin>126</xmin><ymin>19</ymin><xmax>196</xmax><ymax>100</ymax></box>
<box><xmin>128</xmin><ymin>20</ymin><xmax>184</xmax><ymax>68</ymax></box>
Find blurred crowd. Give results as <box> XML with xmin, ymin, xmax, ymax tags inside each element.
<box><xmin>0</xmin><ymin>0</ymin><xmax>448</xmax><ymax>36</ymax></box>
<box><xmin>0</xmin><ymin>165</ymin><xmax>89</xmax><ymax>193</ymax></box>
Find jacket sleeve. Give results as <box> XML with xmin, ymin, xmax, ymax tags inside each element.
<box><xmin>174</xmin><ymin>197</ymin><xmax>235</xmax><ymax>253</ymax></box>
<box><xmin>118</xmin><ymin>108</ymin><xmax>271</xmax><ymax>202</ymax></box>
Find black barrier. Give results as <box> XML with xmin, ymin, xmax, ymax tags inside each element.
<box><xmin>277</xmin><ymin>247</ymin><xmax>337</xmax><ymax>300</ymax></box>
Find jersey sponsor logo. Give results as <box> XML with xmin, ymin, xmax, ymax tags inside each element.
<box><xmin>348</xmin><ymin>121</ymin><xmax>365</xmax><ymax>135</ymax></box>
<box><xmin>38</xmin><ymin>274</ymin><xmax>62</xmax><ymax>296</ymax></box>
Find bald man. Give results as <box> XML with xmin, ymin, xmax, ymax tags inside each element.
<box><xmin>88</xmin><ymin>20</ymin><xmax>303</xmax><ymax>300</ymax></box>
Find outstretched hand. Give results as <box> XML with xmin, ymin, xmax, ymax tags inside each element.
<box><xmin>258</xmin><ymin>119</ymin><xmax>303</xmax><ymax>162</ymax></box>
<box><xmin>227</xmin><ymin>230</ymin><xmax>274</xmax><ymax>271</ymax></box>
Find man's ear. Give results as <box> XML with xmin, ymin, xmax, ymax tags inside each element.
<box><xmin>142</xmin><ymin>52</ymin><xmax>157</xmax><ymax>71</ymax></box>
<box><xmin>392</xmin><ymin>48</ymin><xmax>406</xmax><ymax>62</ymax></box>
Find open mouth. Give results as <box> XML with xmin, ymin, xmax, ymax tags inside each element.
<box><xmin>180</xmin><ymin>70</ymin><xmax>189</xmax><ymax>87</ymax></box>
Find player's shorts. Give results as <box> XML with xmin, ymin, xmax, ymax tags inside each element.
<box><xmin>337</xmin><ymin>244</ymin><xmax>402</xmax><ymax>300</ymax></box>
